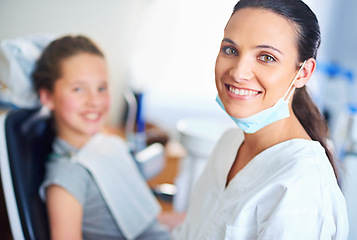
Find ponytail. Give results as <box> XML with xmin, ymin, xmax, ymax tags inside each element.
<box><xmin>292</xmin><ymin>86</ymin><xmax>337</xmax><ymax>178</ymax></box>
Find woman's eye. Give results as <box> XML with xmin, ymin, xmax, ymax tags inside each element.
<box><xmin>258</xmin><ymin>55</ymin><xmax>276</xmax><ymax>63</ymax></box>
<box><xmin>223</xmin><ymin>46</ymin><xmax>238</xmax><ymax>56</ymax></box>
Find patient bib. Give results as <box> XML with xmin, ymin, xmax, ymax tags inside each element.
<box><xmin>62</xmin><ymin>133</ymin><xmax>160</xmax><ymax>239</ymax></box>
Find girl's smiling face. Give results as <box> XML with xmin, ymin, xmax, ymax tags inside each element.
<box><xmin>215</xmin><ymin>7</ymin><xmax>301</xmax><ymax>118</ymax></box>
<box><xmin>40</xmin><ymin>52</ymin><xmax>110</xmax><ymax>147</ymax></box>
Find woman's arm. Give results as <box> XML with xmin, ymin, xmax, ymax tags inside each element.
<box><xmin>46</xmin><ymin>185</ymin><xmax>83</xmax><ymax>240</ymax></box>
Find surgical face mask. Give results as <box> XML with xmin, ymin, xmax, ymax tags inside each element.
<box><xmin>216</xmin><ymin>61</ymin><xmax>307</xmax><ymax>134</ymax></box>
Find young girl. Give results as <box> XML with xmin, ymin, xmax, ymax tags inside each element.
<box><xmin>33</xmin><ymin>35</ymin><xmax>170</xmax><ymax>240</ymax></box>
<box><xmin>173</xmin><ymin>0</ymin><xmax>348</xmax><ymax>239</ymax></box>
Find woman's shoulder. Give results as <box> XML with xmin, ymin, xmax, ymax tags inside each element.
<box><xmin>271</xmin><ymin>140</ymin><xmax>343</xmax><ymax>200</ymax></box>
<box><xmin>254</xmin><ymin>140</ymin><xmax>346</xmax><ymax>224</ymax></box>
<box><xmin>264</xmin><ymin>139</ymin><xmax>330</xmax><ymax>171</ymax></box>
<box><xmin>253</xmin><ymin>139</ymin><xmax>340</xmax><ymax>199</ymax></box>
<box><xmin>267</xmin><ymin>138</ymin><xmax>323</xmax><ymax>157</ymax></box>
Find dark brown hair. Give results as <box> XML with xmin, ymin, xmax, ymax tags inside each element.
<box><xmin>233</xmin><ymin>0</ymin><xmax>337</xmax><ymax>178</ymax></box>
<box><xmin>32</xmin><ymin>35</ymin><xmax>104</xmax><ymax>93</ymax></box>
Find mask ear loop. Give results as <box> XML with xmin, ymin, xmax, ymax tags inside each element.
<box><xmin>283</xmin><ymin>60</ymin><xmax>307</xmax><ymax>102</ymax></box>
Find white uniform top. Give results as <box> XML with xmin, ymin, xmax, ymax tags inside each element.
<box><xmin>173</xmin><ymin>128</ymin><xmax>349</xmax><ymax>240</ymax></box>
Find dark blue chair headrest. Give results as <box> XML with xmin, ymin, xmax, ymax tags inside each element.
<box><xmin>4</xmin><ymin>108</ymin><xmax>54</xmax><ymax>240</ymax></box>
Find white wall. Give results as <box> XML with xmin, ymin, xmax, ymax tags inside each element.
<box><xmin>303</xmin><ymin>0</ymin><xmax>335</xmax><ymax>61</ymax></box>
<box><xmin>0</xmin><ymin>0</ymin><xmax>150</xmax><ymax>126</ymax></box>
<box><xmin>305</xmin><ymin>0</ymin><xmax>357</xmax><ymax>69</ymax></box>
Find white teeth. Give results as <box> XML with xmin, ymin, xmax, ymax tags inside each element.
<box><xmin>229</xmin><ymin>86</ymin><xmax>258</xmax><ymax>96</ymax></box>
<box><xmin>84</xmin><ymin>113</ymin><xmax>99</xmax><ymax>120</ymax></box>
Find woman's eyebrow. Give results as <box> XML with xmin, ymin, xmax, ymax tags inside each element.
<box><xmin>256</xmin><ymin>44</ymin><xmax>283</xmax><ymax>55</ymax></box>
<box><xmin>222</xmin><ymin>39</ymin><xmax>283</xmax><ymax>56</ymax></box>
<box><xmin>222</xmin><ymin>38</ymin><xmax>237</xmax><ymax>46</ymax></box>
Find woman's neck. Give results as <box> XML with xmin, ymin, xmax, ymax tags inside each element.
<box><xmin>226</xmin><ymin>112</ymin><xmax>310</xmax><ymax>187</ymax></box>
<box><xmin>244</xmin><ymin>110</ymin><xmax>310</xmax><ymax>154</ymax></box>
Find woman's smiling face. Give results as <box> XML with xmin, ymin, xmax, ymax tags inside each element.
<box><xmin>215</xmin><ymin>7</ymin><xmax>301</xmax><ymax>118</ymax></box>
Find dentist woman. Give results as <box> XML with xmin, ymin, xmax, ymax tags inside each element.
<box><xmin>173</xmin><ymin>0</ymin><xmax>348</xmax><ymax>239</ymax></box>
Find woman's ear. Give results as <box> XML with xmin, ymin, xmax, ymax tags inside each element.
<box><xmin>294</xmin><ymin>58</ymin><xmax>316</xmax><ymax>88</ymax></box>
<box><xmin>39</xmin><ymin>88</ymin><xmax>55</xmax><ymax>110</ymax></box>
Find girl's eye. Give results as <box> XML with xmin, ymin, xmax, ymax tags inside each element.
<box><xmin>73</xmin><ymin>87</ymin><xmax>83</xmax><ymax>92</ymax></box>
<box><xmin>99</xmin><ymin>86</ymin><xmax>107</xmax><ymax>92</ymax></box>
<box><xmin>258</xmin><ymin>55</ymin><xmax>276</xmax><ymax>63</ymax></box>
<box><xmin>222</xmin><ymin>46</ymin><xmax>238</xmax><ymax>56</ymax></box>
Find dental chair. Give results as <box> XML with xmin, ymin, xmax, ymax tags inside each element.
<box><xmin>0</xmin><ymin>105</ymin><xmax>166</xmax><ymax>240</ymax></box>
<box><xmin>0</xmin><ymin>107</ymin><xmax>53</xmax><ymax>240</ymax></box>
<box><xmin>0</xmin><ymin>92</ymin><xmax>167</xmax><ymax>240</ymax></box>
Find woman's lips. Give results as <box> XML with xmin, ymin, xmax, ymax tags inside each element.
<box><xmin>226</xmin><ymin>84</ymin><xmax>261</xmax><ymax>97</ymax></box>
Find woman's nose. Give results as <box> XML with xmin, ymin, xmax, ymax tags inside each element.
<box><xmin>229</xmin><ymin>58</ymin><xmax>254</xmax><ymax>83</ymax></box>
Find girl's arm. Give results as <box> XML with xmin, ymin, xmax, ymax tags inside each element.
<box><xmin>46</xmin><ymin>185</ymin><xmax>83</xmax><ymax>240</ymax></box>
